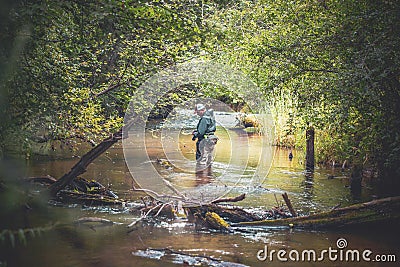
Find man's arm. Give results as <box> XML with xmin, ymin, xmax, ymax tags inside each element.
<box><xmin>194</xmin><ymin>118</ymin><xmax>209</xmax><ymax>139</ymax></box>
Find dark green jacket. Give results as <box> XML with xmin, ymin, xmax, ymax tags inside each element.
<box><xmin>195</xmin><ymin>110</ymin><xmax>216</xmax><ymax>139</ymax></box>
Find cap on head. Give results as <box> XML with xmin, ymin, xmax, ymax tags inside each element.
<box><xmin>195</xmin><ymin>103</ymin><xmax>206</xmax><ymax>111</ymax></box>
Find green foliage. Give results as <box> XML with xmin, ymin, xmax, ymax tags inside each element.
<box><xmin>202</xmin><ymin>0</ymin><xmax>345</xmax><ymax>146</ymax></box>
<box><xmin>2</xmin><ymin>0</ymin><xmax>399</xmax><ymax>187</ymax></box>
<box><xmin>203</xmin><ymin>0</ymin><xmax>400</xmax><ymax>187</ymax></box>
<box><xmin>2</xmin><ymin>0</ymin><xmax>207</xmax><ymax>154</ymax></box>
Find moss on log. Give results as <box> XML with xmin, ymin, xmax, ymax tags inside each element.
<box><xmin>187</xmin><ymin>204</ymin><xmax>261</xmax><ymax>224</ymax></box>
<box><xmin>234</xmin><ymin>196</ymin><xmax>400</xmax><ymax>229</ymax></box>
<box><xmin>205</xmin><ymin>212</ymin><xmax>231</xmax><ymax>231</ymax></box>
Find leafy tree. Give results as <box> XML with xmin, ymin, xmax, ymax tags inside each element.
<box><xmin>2</xmin><ymin>0</ymin><xmax>208</xmax><ymax>155</ymax></box>
<box><xmin>203</xmin><ymin>0</ymin><xmax>400</xmax><ymax>190</ymax></box>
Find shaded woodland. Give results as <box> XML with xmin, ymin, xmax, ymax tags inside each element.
<box><xmin>1</xmin><ymin>1</ymin><xmax>400</xmax><ymax>264</ymax></box>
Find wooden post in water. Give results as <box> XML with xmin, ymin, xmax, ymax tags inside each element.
<box><xmin>350</xmin><ymin>164</ymin><xmax>362</xmax><ymax>198</ymax></box>
<box><xmin>282</xmin><ymin>192</ymin><xmax>297</xmax><ymax>217</ymax></box>
<box><xmin>305</xmin><ymin>126</ymin><xmax>315</xmax><ymax>170</ymax></box>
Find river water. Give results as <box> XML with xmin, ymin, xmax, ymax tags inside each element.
<box><xmin>1</xmin><ymin>116</ymin><xmax>398</xmax><ymax>266</ymax></box>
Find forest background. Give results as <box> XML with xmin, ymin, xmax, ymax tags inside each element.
<box><xmin>1</xmin><ymin>0</ymin><xmax>399</xmax><ymax>193</ymax></box>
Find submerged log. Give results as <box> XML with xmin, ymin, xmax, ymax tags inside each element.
<box><xmin>28</xmin><ymin>175</ymin><xmax>120</xmax><ymax>204</ymax></box>
<box><xmin>68</xmin><ymin>177</ymin><xmax>118</xmax><ymax>198</ymax></box>
<box><xmin>234</xmin><ymin>196</ymin><xmax>400</xmax><ymax>229</ymax></box>
<box><xmin>26</xmin><ymin>175</ymin><xmax>57</xmax><ymax>185</ymax></box>
<box><xmin>192</xmin><ymin>211</ymin><xmax>231</xmax><ymax>232</ymax></box>
<box><xmin>187</xmin><ymin>204</ymin><xmax>262</xmax><ymax>224</ymax></box>
<box><xmin>211</xmin><ymin>193</ymin><xmax>246</xmax><ymax>204</ymax></box>
<box><xmin>74</xmin><ymin>217</ymin><xmax>115</xmax><ymax>226</ymax></box>
<box><xmin>57</xmin><ymin>190</ymin><xmax>123</xmax><ymax>206</ymax></box>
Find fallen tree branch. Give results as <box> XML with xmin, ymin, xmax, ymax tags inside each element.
<box><xmin>128</xmin><ymin>203</ymin><xmax>162</xmax><ymax>228</ymax></box>
<box><xmin>74</xmin><ymin>217</ymin><xmax>115</xmax><ymax>226</ymax></box>
<box><xmin>131</xmin><ymin>185</ymin><xmax>187</xmax><ymax>202</ymax></box>
<box><xmin>154</xmin><ymin>203</ymin><xmax>169</xmax><ymax>217</ymax></box>
<box><xmin>211</xmin><ymin>193</ymin><xmax>246</xmax><ymax>204</ymax></box>
<box><xmin>127</xmin><ymin>202</ymin><xmax>174</xmax><ymax>233</ymax></box>
<box><xmin>49</xmin><ymin>120</ymin><xmax>135</xmax><ymax>196</ymax></box>
<box><xmin>187</xmin><ymin>204</ymin><xmax>262</xmax><ymax>224</ymax></box>
<box><xmin>282</xmin><ymin>192</ymin><xmax>297</xmax><ymax>217</ymax></box>
<box><xmin>234</xmin><ymin>196</ymin><xmax>400</xmax><ymax>229</ymax></box>
<box><xmin>162</xmin><ymin>179</ymin><xmax>187</xmax><ymax>200</ymax></box>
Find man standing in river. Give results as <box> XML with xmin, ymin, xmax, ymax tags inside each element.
<box><xmin>192</xmin><ymin>103</ymin><xmax>218</xmax><ymax>166</ymax></box>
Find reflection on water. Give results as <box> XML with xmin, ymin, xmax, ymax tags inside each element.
<box><xmin>195</xmin><ymin>165</ymin><xmax>214</xmax><ymax>186</ymax></box>
<box><xmin>122</xmin><ymin>124</ymin><xmax>273</xmax><ymax>203</ymax></box>
<box><xmin>2</xmin><ymin>215</ymin><xmax>399</xmax><ymax>267</ymax></box>
<box><xmin>1</xmin><ymin>128</ymin><xmax>398</xmax><ymax>267</ymax></box>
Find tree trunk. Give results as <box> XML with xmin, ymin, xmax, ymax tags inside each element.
<box><xmin>306</xmin><ymin>126</ymin><xmax>315</xmax><ymax>170</ymax></box>
<box><xmin>350</xmin><ymin>164</ymin><xmax>363</xmax><ymax>198</ymax></box>
<box><xmin>49</xmin><ymin>126</ymin><xmax>128</xmax><ymax>196</ymax></box>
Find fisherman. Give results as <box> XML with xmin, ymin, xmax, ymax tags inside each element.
<box><xmin>192</xmin><ymin>103</ymin><xmax>218</xmax><ymax>166</ymax></box>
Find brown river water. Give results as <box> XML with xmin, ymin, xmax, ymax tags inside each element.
<box><xmin>0</xmin><ymin>125</ymin><xmax>398</xmax><ymax>267</ymax></box>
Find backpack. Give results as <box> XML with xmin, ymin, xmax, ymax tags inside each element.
<box><xmin>205</xmin><ymin>109</ymin><xmax>216</xmax><ymax>133</ymax></box>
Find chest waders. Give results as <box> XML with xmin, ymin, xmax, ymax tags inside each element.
<box><xmin>195</xmin><ymin>109</ymin><xmax>218</xmax><ymax>166</ymax></box>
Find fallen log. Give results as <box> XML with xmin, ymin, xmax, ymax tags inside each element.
<box><xmin>187</xmin><ymin>204</ymin><xmax>262</xmax><ymax>224</ymax></box>
<box><xmin>207</xmin><ymin>205</ymin><xmax>263</xmax><ymax>222</ymax></box>
<box><xmin>68</xmin><ymin>177</ymin><xmax>118</xmax><ymax>198</ymax></box>
<box><xmin>56</xmin><ymin>190</ymin><xmax>123</xmax><ymax>206</ymax></box>
<box><xmin>233</xmin><ymin>196</ymin><xmax>400</xmax><ymax>229</ymax></box>
<box><xmin>192</xmin><ymin>211</ymin><xmax>232</xmax><ymax>232</ymax></box>
<box><xmin>204</xmin><ymin>212</ymin><xmax>231</xmax><ymax>232</ymax></box>
<box><xmin>28</xmin><ymin>175</ymin><xmax>120</xmax><ymax>204</ymax></box>
<box><xmin>48</xmin><ymin>132</ymin><xmax>122</xmax><ymax>196</ymax></box>
<box><xmin>74</xmin><ymin>217</ymin><xmax>115</xmax><ymax>226</ymax></box>
<box><xmin>49</xmin><ymin>120</ymin><xmax>135</xmax><ymax>196</ymax></box>
<box><xmin>211</xmin><ymin>193</ymin><xmax>246</xmax><ymax>204</ymax></box>
<box><xmin>25</xmin><ymin>175</ymin><xmax>57</xmax><ymax>185</ymax></box>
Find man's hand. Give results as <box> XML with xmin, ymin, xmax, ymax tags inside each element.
<box><xmin>192</xmin><ymin>131</ymin><xmax>197</xmax><ymax>141</ymax></box>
